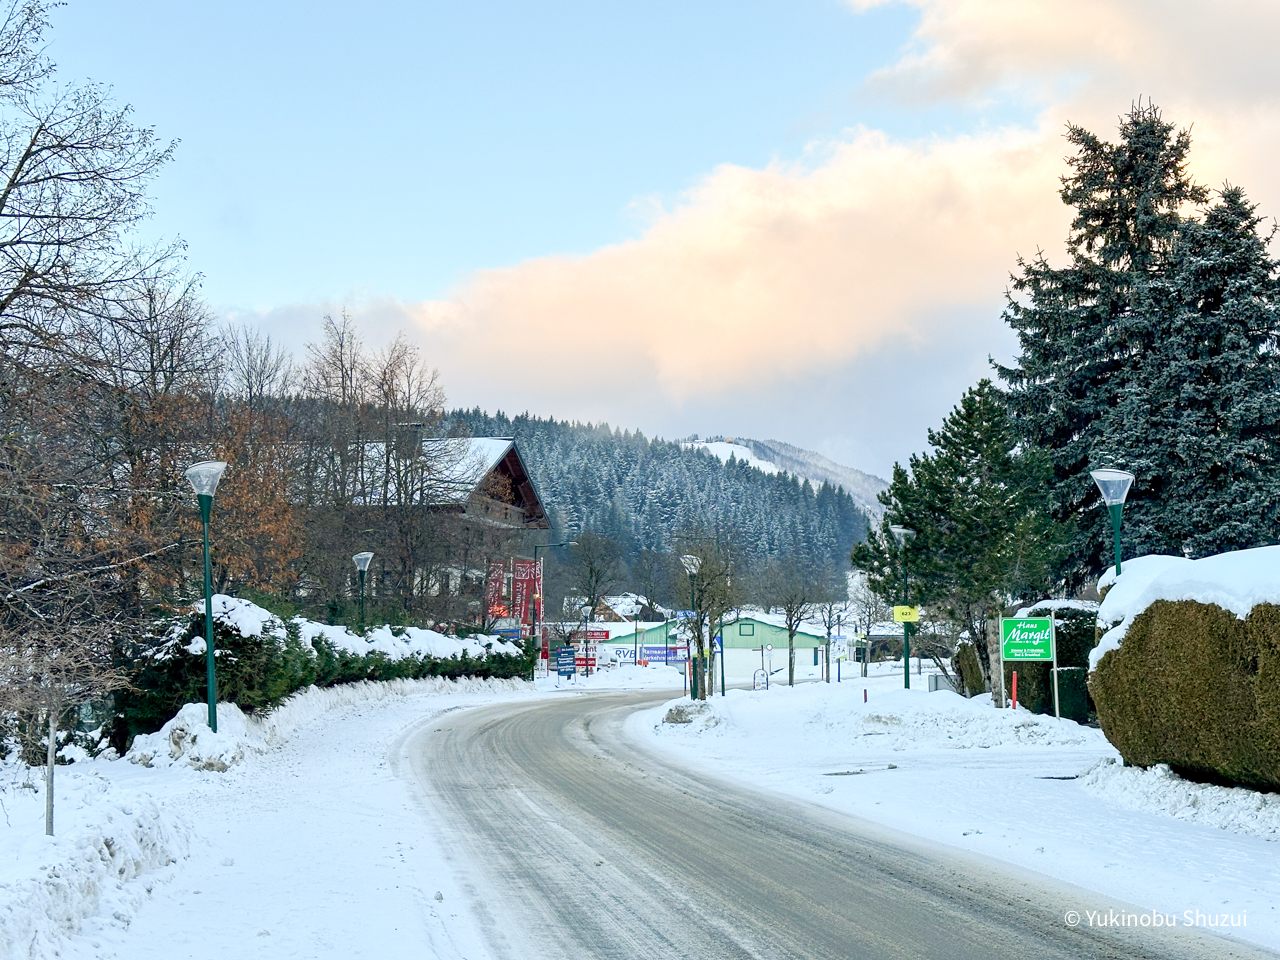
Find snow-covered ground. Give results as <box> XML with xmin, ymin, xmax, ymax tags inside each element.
<box><xmin>626</xmin><ymin>664</ymin><xmax>1280</xmax><ymax>952</ymax></box>
<box><xmin>1</xmin><ymin>678</ymin><xmax>534</xmax><ymax>960</ymax></box>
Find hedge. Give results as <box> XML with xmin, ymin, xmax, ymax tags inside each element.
<box><xmin>109</xmin><ymin>608</ymin><xmax>527</xmax><ymax>752</ymax></box>
<box><xmin>1090</xmin><ymin>599</ymin><xmax>1280</xmax><ymax>790</ymax></box>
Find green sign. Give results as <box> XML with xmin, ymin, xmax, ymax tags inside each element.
<box><xmin>1001</xmin><ymin>617</ymin><xmax>1055</xmax><ymax>661</ymax></box>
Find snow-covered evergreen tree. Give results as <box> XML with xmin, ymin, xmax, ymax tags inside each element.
<box><xmin>996</xmin><ymin>102</ymin><xmax>1280</xmax><ymax>579</ymax></box>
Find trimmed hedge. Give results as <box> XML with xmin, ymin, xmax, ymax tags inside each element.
<box><xmin>110</xmin><ymin>609</ymin><xmax>526</xmax><ymax>752</ymax></box>
<box><xmin>1090</xmin><ymin>599</ymin><xmax>1280</xmax><ymax>790</ymax></box>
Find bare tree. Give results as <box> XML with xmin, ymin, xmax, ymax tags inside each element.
<box><xmin>760</xmin><ymin>559</ymin><xmax>821</xmax><ymax>687</ymax></box>
<box><xmin>569</xmin><ymin>532</ymin><xmax>621</xmax><ymax>615</ymax></box>
<box><xmin>0</xmin><ymin>6</ymin><xmax>177</xmax><ymax>363</ymax></box>
<box><xmin>814</xmin><ymin>569</ymin><xmax>851</xmax><ymax>683</ymax></box>
<box><xmin>676</xmin><ymin>538</ymin><xmax>737</xmax><ymax>699</ymax></box>
<box><xmin>0</xmin><ymin>604</ymin><xmax>129</xmax><ymax>835</ymax></box>
<box><xmin>847</xmin><ymin>572</ymin><xmax>891</xmax><ymax>677</ymax></box>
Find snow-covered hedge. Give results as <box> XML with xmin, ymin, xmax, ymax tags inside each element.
<box><xmin>113</xmin><ymin>596</ymin><xmax>526</xmax><ymax>748</ymax></box>
<box><xmin>1089</xmin><ymin>546</ymin><xmax>1280</xmax><ymax>791</ymax></box>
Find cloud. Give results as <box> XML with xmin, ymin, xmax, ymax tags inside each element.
<box><xmin>404</xmin><ymin>122</ymin><xmax>1067</xmax><ymax>407</ymax></box>
<box><xmin>243</xmin><ymin>1</ymin><xmax>1280</xmax><ymax>470</ymax></box>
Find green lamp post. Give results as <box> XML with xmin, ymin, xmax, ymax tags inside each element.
<box><xmin>352</xmin><ymin>551</ymin><xmax>374</xmax><ymax>633</ymax></box>
<box><xmin>889</xmin><ymin>524</ymin><xmax>915</xmax><ymax>690</ymax></box>
<box><xmin>579</xmin><ymin>603</ymin><xmax>593</xmax><ymax>678</ymax></box>
<box><xmin>680</xmin><ymin>554</ymin><xmax>701</xmax><ymax>700</ymax></box>
<box><xmin>185</xmin><ymin>460</ymin><xmax>228</xmax><ymax>732</ymax></box>
<box><xmin>1090</xmin><ymin>468</ymin><xmax>1135</xmax><ymax>576</ymax></box>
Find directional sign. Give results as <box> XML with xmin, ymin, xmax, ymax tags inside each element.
<box><xmin>555</xmin><ymin>645</ymin><xmax>576</xmax><ymax>677</ymax></box>
<box><xmin>1001</xmin><ymin>617</ymin><xmax>1055</xmax><ymax>661</ymax></box>
<box><xmin>893</xmin><ymin>605</ymin><xmax>920</xmax><ymax>623</ymax></box>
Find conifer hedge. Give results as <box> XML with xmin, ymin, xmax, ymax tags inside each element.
<box><xmin>1090</xmin><ymin>600</ymin><xmax>1280</xmax><ymax>790</ymax></box>
<box><xmin>110</xmin><ymin>610</ymin><xmax>526</xmax><ymax>751</ymax></box>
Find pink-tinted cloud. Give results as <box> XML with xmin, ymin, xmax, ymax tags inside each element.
<box><xmin>246</xmin><ymin>1</ymin><xmax>1280</xmax><ymax>468</ymax></box>
<box><xmin>404</xmin><ymin>124</ymin><xmax>1067</xmax><ymax>403</ymax></box>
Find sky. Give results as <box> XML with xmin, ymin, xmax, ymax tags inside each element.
<box><xmin>44</xmin><ymin>0</ymin><xmax>1280</xmax><ymax>477</ymax></box>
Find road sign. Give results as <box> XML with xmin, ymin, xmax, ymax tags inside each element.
<box><xmin>892</xmin><ymin>605</ymin><xmax>920</xmax><ymax>623</ymax></box>
<box><xmin>674</xmin><ymin>610</ymin><xmax>695</xmax><ymax>619</ymax></box>
<box><xmin>764</xmin><ymin>643</ymin><xmax>773</xmax><ymax>652</ymax></box>
<box><xmin>555</xmin><ymin>645</ymin><xmax>576</xmax><ymax>677</ymax></box>
<box><xmin>1001</xmin><ymin>617</ymin><xmax>1055</xmax><ymax>661</ymax></box>
<box><xmin>713</xmin><ymin>636</ymin><xmax>722</xmax><ymax>652</ymax></box>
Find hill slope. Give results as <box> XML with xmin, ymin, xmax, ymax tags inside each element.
<box><xmin>450</xmin><ymin>410</ymin><xmax>871</xmax><ymax>575</ymax></box>
<box><xmin>682</xmin><ymin>437</ymin><xmax>887</xmax><ymax>519</ymax></box>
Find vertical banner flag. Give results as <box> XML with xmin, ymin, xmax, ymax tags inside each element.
<box><xmin>485</xmin><ymin>560</ymin><xmax>508</xmax><ymax>619</ymax></box>
<box><xmin>512</xmin><ymin>558</ymin><xmax>538</xmax><ymax>624</ymax></box>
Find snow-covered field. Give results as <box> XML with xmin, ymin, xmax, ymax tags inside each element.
<box><xmin>627</xmin><ymin>665</ymin><xmax>1280</xmax><ymax>952</ymax></box>
<box><xmin>0</xmin><ymin>678</ymin><xmax>534</xmax><ymax>960</ymax></box>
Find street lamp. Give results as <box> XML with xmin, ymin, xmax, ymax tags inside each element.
<box><xmin>579</xmin><ymin>603</ymin><xmax>593</xmax><ymax>678</ymax></box>
<box><xmin>889</xmin><ymin>524</ymin><xmax>915</xmax><ymax>690</ymax></box>
<box><xmin>185</xmin><ymin>460</ymin><xmax>228</xmax><ymax>732</ymax></box>
<box><xmin>531</xmin><ymin>540</ymin><xmax>576</xmax><ymax>678</ymax></box>
<box><xmin>352</xmin><ymin>552</ymin><xmax>374</xmax><ymax>633</ymax></box>
<box><xmin>1090</xmin><ymin>468</ymin><xmax>1135</xmax><ymax>577</ymax></box>
<box><xmin>680</xmin><ymin>554</ymin><xmax>701</xmax><ymax>700</ymax></box>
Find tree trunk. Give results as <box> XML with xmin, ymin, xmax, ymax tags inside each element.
<box><xmin>788</xmin><ymin>635</ymin><xmax>795</xmax><ymax>686</ymax></box>
<box><xmin>986</xmin><ymin>617</ymin><xmax>1004</xmax><ymax>707</ymax></box>
<box><xmin>45</xmin><ymin>707</ymin><xmax>56</xmax><ymax>836</ymax></box>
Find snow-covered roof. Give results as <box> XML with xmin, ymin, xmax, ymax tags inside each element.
<box><xmin>419</xmin><ymin>437</ymin><xmax>516</xmax><ymax>504</ymax></box>
<box><xmin>726</xmin><ymin>608</ymin><xmax>828</xmax><ymax>639</ymax></box>
<box><xmin>1092</xmin><ymin>546</ymin><xmax>1280</xmax><ymax>670</ymax></box>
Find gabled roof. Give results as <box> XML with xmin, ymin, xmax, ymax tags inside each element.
<box><xmin>419</xmin><ymin>437</ymin><xmax>517</xmax><ymax>504</ymax></box>
<box><xmin>420</xmin><ymin>436</ymin><xmax>549</xmax><ymax>527</ymax></box>
<box><xmin>724</xmin><ymin>609</ymin><xmax>828</xmax><ymax>639</ymax></box>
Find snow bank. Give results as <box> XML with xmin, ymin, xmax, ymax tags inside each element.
<box><xmin>654</xmin><ymin>682</ymin><xmax>1095</xmax><ymax>751</ymax></box>
<box><xmin>1092</xmin><ymin>547</ymin><xmax>1280</xmax><ymax>669</ymax></box>
<box><xmin>1081</xmin><ymin>759</ymin><xmax>1280</xmax><ymax>840</ymax></box>
<box><xmin>127</xmin><ymin>703</ymin><xmax>258</xmax><ymax>772</ymax></box>
<box><xmin>537</xmin><ymin>663</ymin><xmax>684</xmax><ymax>692</ymax></box>
<box><xmin>127</xmin><ymin>677</ymin><xmax>530</xmax><ymax>770</ymax></box>
<box><xmin>0</xmin><ymin>770</ymin><xmax>191</xmax><ymax>960</ymax></box>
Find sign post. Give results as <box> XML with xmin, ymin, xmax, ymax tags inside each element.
<box><xmin>555</xmin><ymin>644</ymin><xmax>576</xmax><ymax>682</ymax></box>
<box><xmin>999</xmin><ymin>616</ymin><xmax>1059</xmax><ymax>718</ymax></box>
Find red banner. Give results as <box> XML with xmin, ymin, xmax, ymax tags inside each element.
<box><xmin>485</xmin><ymin>560</ymin><xmax>507</xmax><ymax>619</ymax></box>
<box><xmin>512</xmin><ymin>558</ymin><xmax>538</xmax><ymax>624</ymax></box>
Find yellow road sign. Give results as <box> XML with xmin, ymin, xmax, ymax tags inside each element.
<box><xmin>892</xmin><ymin>605</ymin><xmax>920</xmax><ymax>623</ymax></box>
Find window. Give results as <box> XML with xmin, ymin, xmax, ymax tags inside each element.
<box><xmin>739</xmin><ymin>623</ymin><xmax>755</xmax><ymax>636</ymax></box>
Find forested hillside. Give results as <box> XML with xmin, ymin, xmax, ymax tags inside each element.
<box><xmin>449</xmin><ymin>410</ymin><xmax>870</xmax><ymax>574</ymax></box>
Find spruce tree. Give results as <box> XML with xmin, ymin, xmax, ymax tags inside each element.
<box><xmin>992</xmin><ymin>102</ymin><xmax>1280</xmax><ymax>580</ymax></box>
<box><xmin>852</xmin><ymin>380</ymin><xmax>1064</xmax><ymax>682</ymax></box>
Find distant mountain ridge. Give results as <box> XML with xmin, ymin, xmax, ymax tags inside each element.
<box><xmin>683</xmin><ymin>436</ymin><xmax>887</xmax><ymax>519</ymax></box>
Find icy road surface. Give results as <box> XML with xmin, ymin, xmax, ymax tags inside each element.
<box><xmin>407</xmin><ymin>691</ymin><xmax>1274</xmax><ymax>960</ymax></box>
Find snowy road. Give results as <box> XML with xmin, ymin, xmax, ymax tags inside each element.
<box><xmin>407</xmin><ymin>691</ymin><xmax>1274</xmax><ymax>960</ymax></box>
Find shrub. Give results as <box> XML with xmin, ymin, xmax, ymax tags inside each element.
<box><xmin>109</xmin><ymin>602</ymin><xmax>531</xmax><ymax>750</ymax></box>
<box><xmin>1090</xmin><ymin>599</ymin><xmax>1280</xmax><ymax>790</ymax></box>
